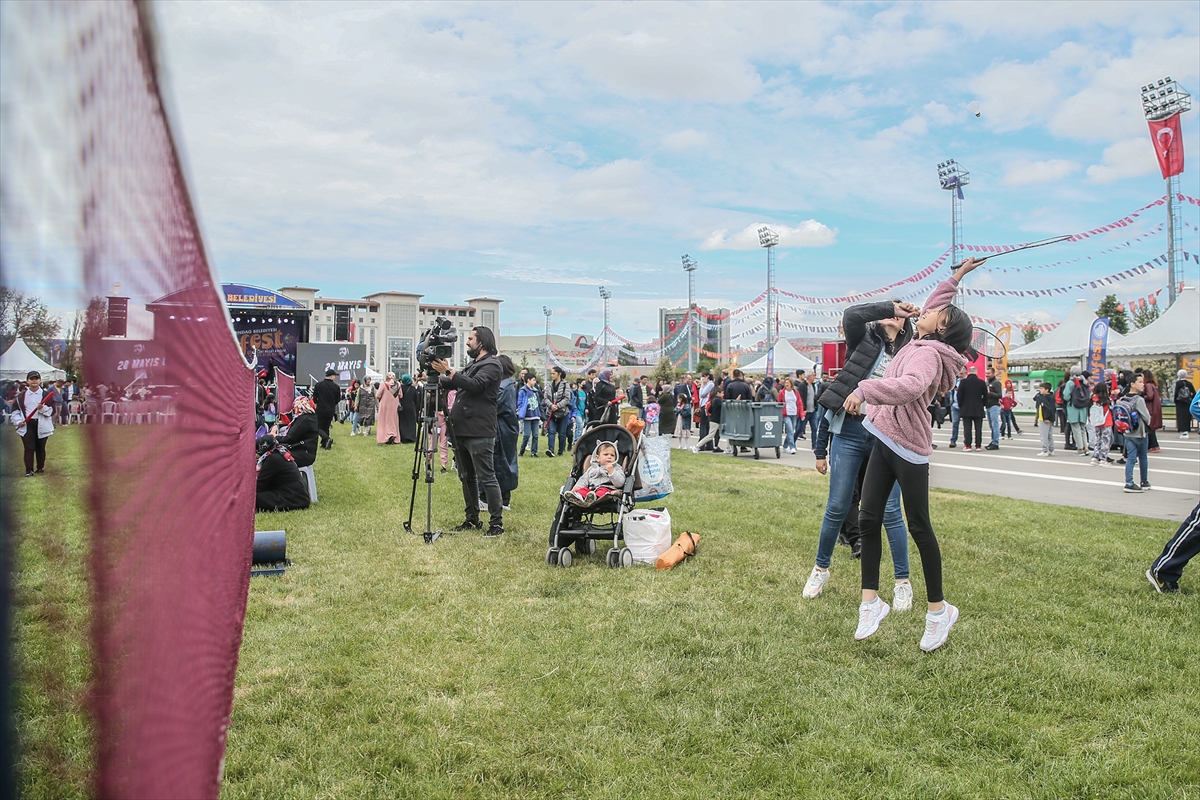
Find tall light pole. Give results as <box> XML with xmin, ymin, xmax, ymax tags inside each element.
<box><xmin>681</xmin><ymin>254</ymin><xmax>698</xmax><ymax>371</ymax></box>
<box><xmin>937</xmin><ymin>159</ymin><xmax>970</xmax><ymax>310</ymax></box>
<box><xmin>598</xmin><ymin>286</ymin><xmax>612</xmax><ymax>367</ymax></box>
<box><xmin>757</xmin><ymin>226</ymin><xmax>779</xmax><ymax>360</ymax></box>
<box><xmin>1142</xmin><ymin>76</ymin><xmax>1191</xmax><ymax>307</ymax></box>
<box><xmin>543</xmin><ymin>305</ymin><xmax>552</xmax><ymax>380</ymax></box>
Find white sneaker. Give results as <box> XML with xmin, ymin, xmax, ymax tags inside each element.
<box><xmin>920</xmin><ymin>603</ymin><xmax>959</xmax><ymax>652</ymax></box>
<box><xmin>893</xmin><ymin>580</ymin><xmax>913</xmax><ymax>612</ymax></box>
<box><xmin>1182</xmin><ymin>432</ymin><xmax>1189</xmax><ymax>439</ymax></box>
<box><xmin>690</xmin><ymin>446</ymin><xmax>699</xmax><ymax>454</ymax></box>
<box><xmin>855</xmin><ymin>598</ymin><xmax>890</xmax><ymax>640</ymax></box>
<box><xmin>478</xmin><ymin>499</ymin><xmax>488</xmax><ymax>512</ymax></box>
<box><xmin>802</xmin><ymin>566</ymin><xmax>830</xmax><ymax>599</ymax></box>
<box><xmin>349</xmin><ymin>431</ymin><xmax>355</xmax><ymax>436</ymax></box>
<box><xmin>1036</xmin><ymin>451</ymin><xmax>1049</xmax><ymax>457</ymax></box>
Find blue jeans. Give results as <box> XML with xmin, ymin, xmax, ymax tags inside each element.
<box><xmin>349</xmin><ymin>411</ymin><xmax>360</xmax><ymax>434</ymax></box>
<box><xmin>1125</xmin><ymin>437</ymin><xmax>1149</xmax><ymax>485</ymax></box>
<box><xmin>783</xmin><ymin>416</ymin><xmax>798</xmax><ymax>450</ymax></box>
<box><xmin>547</xmin><ymin>415</ymin><xmax>570</xmax><ymax>454</ymax></box>
<box><xmin>814</xmin><ymin>416</ymin><xmax>909</xmax><ymax>578</ymax></box>
<box><xmin>950</xmin><ymin>406</ymin><xmax>961</xmax><ymax>444</ymax></box>
<box><xmin>520</xmin><ymin>419</ymin><xmax>540</xmax><ymax>455</ymax></box>
<box><xmin>987</xmin><ymin>405</ymin><xmax>1001</xmax><ymax>446</ymax></box>
<box><xmin>804</xmin><ymin>413</ymin><xmax>818</xmax><ymax>442</ymax></box>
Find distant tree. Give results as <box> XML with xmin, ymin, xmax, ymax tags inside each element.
<box><xmin>1131</xmin><ymin>300</ymin><xmax>1160</xmax><ymax>330</ymax></box>
<box><xmin>0</xmin><ymin>287</ymin><xmax>61</xmax><ymax>354</ymax></box>
<box><xmin>651</xmin><ymin>356</ymin><xmax>675</xmax><ymax>385</ymax></box>
<box><xmin>696</xmin><ymin>355</ymin><xmax>716</xmax><ymax>374</ymax></box>
<box><xmin>1022</xmin><ymin>322</ymin><xmax>1041</xmax><ymax>345</ymax></box>
<box><xmin>1096</xmin><ymin>294</ymin><xmax>1129</xmax><ymax>335</ymax></box>
<box><xmin>59</xmin><ymin>313</ymin><xmax>82</xmax><ymax>381</ymax></box>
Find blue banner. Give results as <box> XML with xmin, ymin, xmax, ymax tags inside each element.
<box><xmin>1087</xmin><ymin>317</ymin><xmax>1110</xmax><ymax>379</ymax></box>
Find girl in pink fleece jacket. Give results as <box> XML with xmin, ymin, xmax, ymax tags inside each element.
<box><xmin>841</xmin><ymin>257</ymin><xmax>983</xmax><ymax>652</ymax></box>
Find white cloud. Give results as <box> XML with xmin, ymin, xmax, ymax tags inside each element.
<box><xmin>700</xmin><ymin>221</ymin><xmax>837</xmax><ymax>251</ymax></box>
<box><xmin>1086</xmin><ymin>139</ymin><xmax>1159</xmax><ymax>183</ymax></box>
<box><xmin>1001</xmin><ymin>159</ymin><xmax>1082</xmax><ymax>186</ymax></box>
<box><xmin>661</xmin><ymin>129</ymin><xmax>708</xmax><ymax>151</ymax></box>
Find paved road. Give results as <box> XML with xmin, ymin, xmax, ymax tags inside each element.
<box><xmin>683</xmin><ymin>427</ymin><xmax>1200</xmax><ymax>523</ymax></box>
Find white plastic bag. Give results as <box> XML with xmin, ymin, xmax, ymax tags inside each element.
<box><xmin>635</xmin><ymin>435</ymin><xmax>673</xmax><ymax>501</ymax></box>
<box><xmin>623</xmin><ymin>508</ymin><xmax>672</xmax><ymax>564</ymax></box>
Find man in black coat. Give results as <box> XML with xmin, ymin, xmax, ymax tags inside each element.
<box><xmin>432</xmin><ymin>326</ymin><xmax>504</xmax><ymax>537</ymax></box>
<box><xmin>985</xmin><ymin>365</ymin><xmax>1004</xmax><ymax>450</ymax></box>
<box><xmin>313</xmin><ymin>369</ymin><xmax>342</xmax><ymax>450</ymax></box>
<box><xmin>957</xmin><ymin>366</ymin><xmax>988</xmax><ymax>451</ymax></box>
<box><xmin>724</xmin><ymin>370</ymin><xmax>753</xmax><ymax>401</ymax></box>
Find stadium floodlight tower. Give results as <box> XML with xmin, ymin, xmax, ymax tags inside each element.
<box><xmin>757</xmin><ymin>226</ymin><xmax>780</xmax><ymax>356</ymax></box>
<box><xmin>542</xmin><ymin>306</ymin><xmax>552</xmax><ymax>380</ymax></box>
<box><xmin>937</xmin><ymin>159</ymin><xmax>970</xmax><ymax>309</ymax></box>
<box><xmin>681</xmin><ymin>254</ymin><xmax>698</xmax><ymax>371</ymax></box>
<box><xmin>1142</xmin><ymin>76</ymin><xmax>1192</xmax><ymax>307</ymax></box>
<box><xmin>598</xmin><ymin>286</ymin><xmax>612</xmax><ymax>366</ymax></box>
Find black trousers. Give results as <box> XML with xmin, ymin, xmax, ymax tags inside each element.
<box><xmin>962</xmin><ymin>416</ymin><xmax>983</xmax><ymax>447</ymax></box>
<box><xmin>316</xmin><ymin>411</ymin><xmax>334</xmax><ymax>447</ymax></box>
<box><xmin>456</xmin><ymin>435</ymin><xmax>502</xmax><ymax>525</ymax></box>
<box><xmin>23</xmin><ymin>420</ymin><xmax>47</xmax><ymax>472</ymax></box>
<box><xmin>858</xmin><ymin>440</ymin><xmax>943</xmax><ymax>603</ymax></box>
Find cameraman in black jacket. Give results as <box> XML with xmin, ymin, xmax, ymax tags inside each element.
<box><xmin>431</xmin><ymin>326</ymin><xmax>505</xmax><ymax>537</ymax></box>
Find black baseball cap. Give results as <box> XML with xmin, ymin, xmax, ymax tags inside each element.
<box><xmin>26</xmin><ymin>371</ymin><xmax>40</xmax><ymax>380</ymax></box>
<box><xmin>325</xmin><ymin>369</ymin><xmax>337</xmax><ymax>377</ymax></box>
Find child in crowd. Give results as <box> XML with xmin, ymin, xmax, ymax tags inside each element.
<box><xmin>1118</xmin><ymin>372</ymin><xmax>1152</xmax><ymax>493</ymax></box>
<box><xmin>1089</xmin><ymin>382</ymin><xmax>1114</xmax><ymax>466</ymax></box>
<box><xmin>1147</xmin><ymin>391</ymin><xmax>1200</xmax><ymax>592</ymax></box>
<box><xmin>677</xmin><ymin>391</ymin><xmax>693</xmax><ymax>448</ymax></box>
<box><xmin>567</xmin><ymin>441</ymin><xmax>625</xmax><ymax>505</ymax></box>
<box><xmin>644</xmin><ymin>400</ymin><xmax>660</xmax><ymax>437</ymax></box>
<box><xmin>1034</xmin><ymin>382</ymin><xmax>1056</xmax><ymax>457</ymax></box>
<box><xmin>1000</xmin><ymin>381</ymin><xmax>1022</xmax><ymax>438</ymax></box>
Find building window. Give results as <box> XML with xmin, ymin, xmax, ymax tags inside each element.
<box><xmin>315</xmin><ymin>326</ymin><xmax>322</xmax><ymax>342</ymax></box>
<box><xmin>482</xmin><ymin>310</ymin><xmax>494</xmax><ymax>329</ymax></box>
<box><xmin>388</xmin><ymin>337</ymin><xmax>413</xmax><ymax>378</ymax></box>
<box><xmin>369</xmin><ymin>328</ymin><xmax>376</xmax><ymax>366</ymax></box>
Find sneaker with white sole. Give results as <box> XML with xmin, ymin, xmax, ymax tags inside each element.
<box><xmin>893</xmin><ymin>580</ymin><xmax>913</xmax><ymax>612</ymax></box>
<box><xmin>854</xmin><ymin>598</ymin><xmax>890</xmax><ymax>640</ymax></box>
<box><xmin>919</xmin><ymin>603</ymin><xmax>959</xmax><ymax>652</ymax></box>
<box><xmin>802</xmin><ymin>566</ymin><xmax>830</xmax><ymax>599</ymax></box>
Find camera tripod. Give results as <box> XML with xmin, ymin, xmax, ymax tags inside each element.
<box><xmin>403</xmin><ymin>381</ymin><xmax>448</xmax><ymax>543</ymax></box>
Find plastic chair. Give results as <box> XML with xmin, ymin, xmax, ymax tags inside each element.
<box><xmin>100</xmin><ymin>401</ymin><xmax>118</xmax><ymax>424</ymax></box>
<box><xmin>68</xmin><ymin>399</ymin><xmax>83</xmax><ymax>424</ymax></box>
<box><xmin>298</xmin><ymin>465</ymin><xmax>317</xmax><ymax>503</ymax></box>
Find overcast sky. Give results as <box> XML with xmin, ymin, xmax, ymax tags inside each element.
<box><xmin>152</xmin><ymin>0</ymin><xmax>1200</xmax><ymax>341</ymax></box>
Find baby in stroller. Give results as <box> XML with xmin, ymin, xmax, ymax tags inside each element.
<box><xmin>566</xmin><ymin>441</ymin><xmax>625</xmax><ymax>506</ymax></box>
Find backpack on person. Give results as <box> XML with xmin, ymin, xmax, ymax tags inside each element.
<box><xmin>1088</xmin><ymin>402</ymin><xmax>1109</xmax><ymax>428</ymax></box>
<box><xmin>1069</xmin><ymin>378</ymin><xmax>1091</xmax><ymax>409</ymax></box>
<box><xmin>1111</xmin><ymin>396</ymin><xmax>1140</xmax><ymax>434</ymax></box>
<box><xmin>1177</xmin><ymin>380</ymin><xmax>1196</xmax><ymax>404</ymax></box>
<box><xmin>1054</xmin><ymin>385</ymin><xmax>1064</xmax><ymax>406</ymax></box>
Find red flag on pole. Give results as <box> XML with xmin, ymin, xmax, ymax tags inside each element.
<box><xmin>1147</xmin><ymin>113</ymin><xmax>1185</xmax><ymax>178</ymax></box>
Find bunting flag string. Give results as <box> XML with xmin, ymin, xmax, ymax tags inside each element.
<box><xmin>968</xmin><ymin>315</ymin><xmax>1059</xmax><ymax>333</ymax></box>
<box><xmin>1180</xmin><ymin>194</ymin><xmax>1200</xmax><ymax>206</ymax></box>
<box><xmin>1125</xmin><ymin>287</ymin><xmax>1167</xmax><ymax>313</ymax></box>
<box><xmin>960</xmin><ymin>255</ymin><xmax>1163</xmax><ymax>298</ymax></box>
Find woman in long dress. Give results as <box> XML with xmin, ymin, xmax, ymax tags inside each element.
<box><xmin>398</xmin><ymin>374</ymin><xmax>418</xmax><ymax>444</ymax></box>
<box><xmin>375</xmin><ymin>373</ymin><xmax>401</xmax><ymax>444</ymax></box>
<box><xmin>356</xmin><ymin>381</ymin><xmax>377</xmax><ymax>438</ymax></box>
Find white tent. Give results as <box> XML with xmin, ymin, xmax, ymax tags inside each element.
<box><xmin>1109</xmin><ymin>286</ymin><xmax>1200</xmax><ymax>358</ymax></box>
<box><xmin>740</xmin><ymin>339</ymin><xmax>817</xmax><ymax>373</ymax></box>
<box><xmin>1008</xmin><ymin>299</ymin><xmax>1127</xmax><ymax>361</ymax></box>
<box><xmin>0</xmin><ymin>337</ymin><xmax>65</xmax><ymax>381</ymax></box>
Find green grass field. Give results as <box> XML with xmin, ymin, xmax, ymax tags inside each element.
<box><xmin>11</xmin><ymin>425</ymin><xmax>1200</xmax><ymax>799</ymax></box>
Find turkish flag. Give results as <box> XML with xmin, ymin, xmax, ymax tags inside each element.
<box><xmin>1147</xmin><ymin>113</ymin><xmax>1184</xmax><ymax>178</ymax></box>
<box><xmin>668</xmin><ymin>319</ymin><xmax>677</xmax><ymax>332</ymax></box>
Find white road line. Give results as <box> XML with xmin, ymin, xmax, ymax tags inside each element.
<box><xmin>932</xmin><ymin>452</ymin><xmax>1198</xmax><ymax>476</ymax></box>
<box><xmin>929</xmin><ymin>462</ymin><xmax>1198</xmax><ymax>494</ymax></box>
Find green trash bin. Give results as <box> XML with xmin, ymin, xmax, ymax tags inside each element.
<box><xmin>749</xmin><ymin>402</ymin><xmax>784</xmax><ymax>459</ymax></box>
<box><xmin>720</xmin><ymin>400</ymin><xmax>753</xmax><ymax>443</ymax></box>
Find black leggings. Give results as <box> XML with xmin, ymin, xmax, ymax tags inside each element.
<box><xmin>858</xmin><ymin>440</ymin><xmax>943</xmax><ymax>603</ymax></box>
<box><xmin>962</xmin><ymin>416</ymin><xmax>982</xmax><ymax>447</ymax></box>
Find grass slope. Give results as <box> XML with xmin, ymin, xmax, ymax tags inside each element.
<box><xmin>11</xmin><ymin>426</ymin><xmax>1199</xmax><ymax>799</ymax></box>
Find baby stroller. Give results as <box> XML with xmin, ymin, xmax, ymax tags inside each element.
<box><xmin>546</xmin><ymin>423</ymin><xmax>640</xmax><ymax>568</ymax></box>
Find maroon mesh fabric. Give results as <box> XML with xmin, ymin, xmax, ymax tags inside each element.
<box><xmin>3</xmin><ymin>2</ymin><xmax>256</xmax><ymax>797</ymax></box>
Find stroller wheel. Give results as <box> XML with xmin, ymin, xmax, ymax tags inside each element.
<box><xmin>546</xmin><ymin>548</ymin><xmax>559</xmax><ymax>567</ymax></box>
<box><xmin>606</xmin><ymin>548</ymin><xmax>621</xmax><ymax>569</ymax></box>
<box><xmin>557</xmin><ymin>548</ymin><xmax>573</xmax><ymax>568</ymax></box>
<box><xmin>619</xmin><ymin>547</ymin><xmax>634</xmax><ymax>568</ymax></box>
<box><xmin>575</xmin><ymin>538</ymin><xmax>596</xmax><ymax>556</ymax></box>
